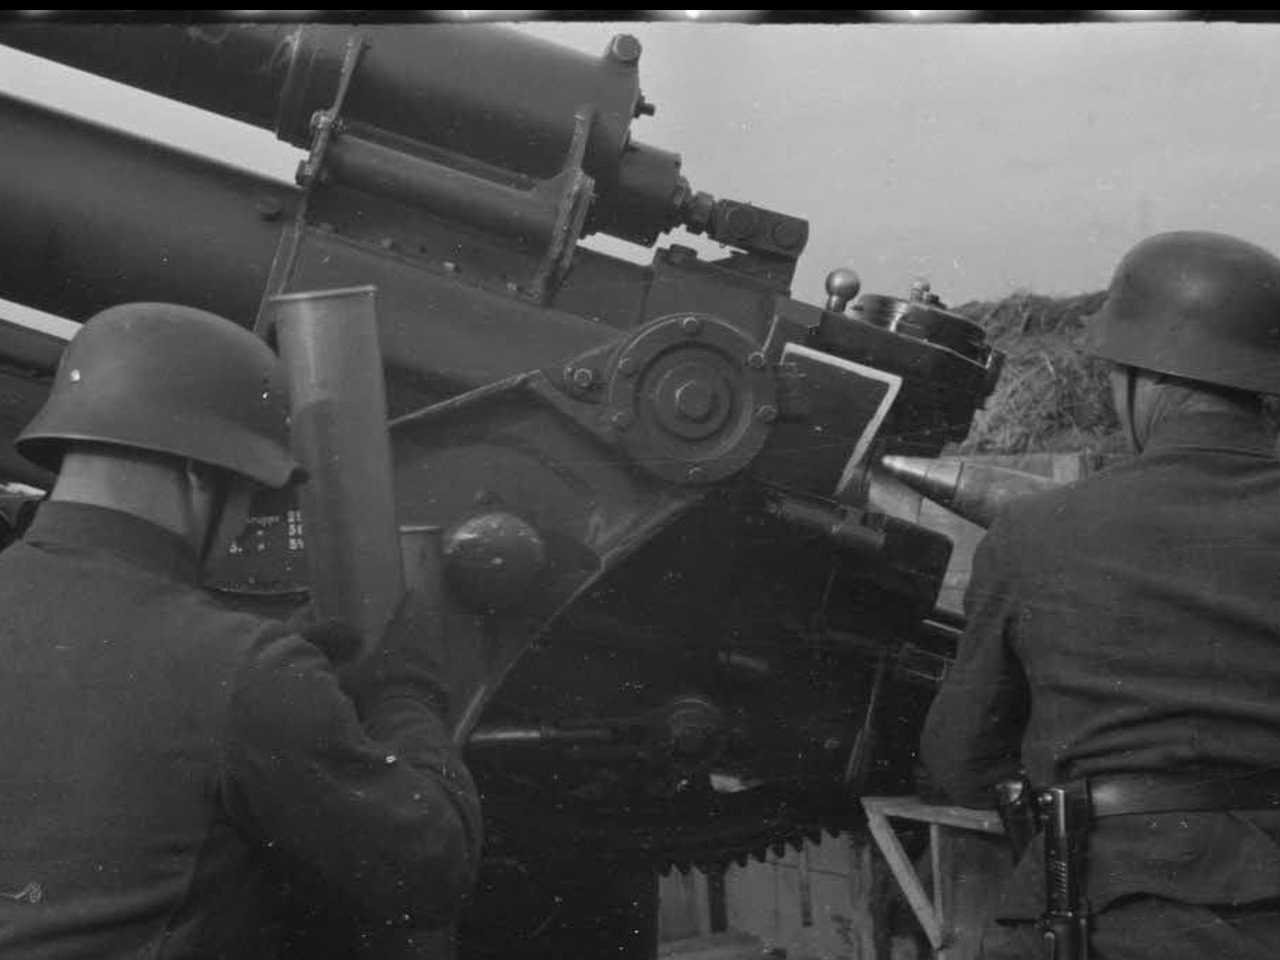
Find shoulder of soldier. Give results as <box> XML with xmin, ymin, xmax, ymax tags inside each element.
<box><xmin>174</xmin><ymin>595</ymin><xmax>346</xmax><ymax>728</ymax></box>
<box><xmin>155</xmin><ymin>585</ymin><xmax>278</xmax><ymax>633</ymax></box>
<box><xmin>149</xmin><ymin>587</ymin><xmax>311</xmax><ymax>673</ymax></box>
<box><xmin>986</xmin><ymin>461</ymin><xmax>1138</xmax><ymax>543</ymax></box>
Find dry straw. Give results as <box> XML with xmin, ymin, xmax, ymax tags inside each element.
<box><xmin>950</xmin><ymin>290</ymin><xmax>1126</xmax><ymax>456</ymax></box>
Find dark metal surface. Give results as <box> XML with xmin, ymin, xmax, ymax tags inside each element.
<box><xmin>1087</xmin><ymin>230</ymin><xmax>1280</xmax><ymax>395</ymax></box>
<box><xmin>604</xmin><ymin>312</ymin><xmax>778</xmax><ymax>486</ymax></box>
<box><xmin>0</xmin><ymin>24</ymin><xmax>694</xmax><ymax>250</ymax></box>
<box><xmin>441</xmin><ymin>513</ymin><xmax>547</xmax><ymax>614</ymax></box>
<box><xmin>0</xmin><ymin>93</ymin><xmax>617</xmax><ymax>399</ymax></box>
<box><xmin>0</xmin><ymin>92</ymin><xmax>291</xmax><ymax>326</ymax></box>
<box><xmin>0</xmin><ymin>25</ymin><xmax>638</xmax><ymax>176</ymax></box>
<box><xmin>326</xmin><ymin>133</ymin><xmax>572</xmax><ymax>250</ymax></box>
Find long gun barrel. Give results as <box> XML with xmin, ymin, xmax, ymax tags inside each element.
<box><xmin>0</xmin><ymin>24</ymin><xmax>787</xmax><ymax>251</ymax></box>
<box><xmin>0</xmin><ymin>25</ymin><xmax>641</xmax><ymax>170</ymax></box>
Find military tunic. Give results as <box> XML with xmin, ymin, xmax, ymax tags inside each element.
<box><xmin>0</xmin><ymin>502</ymin><xmax>482</xmax><ymax>959</ymax></box>
<box><xmin>921</xmin><ymin>410</ymin><xmax>1280</xmax><ymax>958</ymax></box>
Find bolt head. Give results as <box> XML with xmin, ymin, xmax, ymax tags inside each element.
<box><xmin>572</xmin><ymin>367</ymin><xmax>595</xmax><ymax>388</ymax></box>
<box><xmin>609</xmin><ymin>34</ymin><xmax>642</xmax><ymax>64</ymax></box>
<box><xmin>680</xmin><ymin>315</ymin><xmax>703</xmax><ymax>336</ymax></box>
<box><xmin>746</xmin><ymin>352</ymin><xmax>767</xmax><ymax>370</ymax></box>
<box><xmin>674</xmin><ymin>380</ymin><xmax>715</xmax><ymax>422</ymax></box>
<box><xmin>771</xmin><ymin>218</ymin><xmax>805</xmax><ymax>250</ymax></box>
<box><xmin>254</xmin><ymin>195</ymin><xmax>284</xmax><ymax>221</ymax></box>
<box><xmin>617</xmin><ymin>356</ymin><xmax>638</xmax><ymax>377</ymax></box>
<box><xmin>723</xmin><ymin>205</ymin><xmax>759</xmax><ymax>239</ymax></box>
<box><xmin>686</xmin><ymin>465</ymin><xmax>708</xmax><ymax>484</ymax></box>
<box><xmin>755</xmin><ymin>404</ymin><xmax>778</xmax><ymax>424</ymax></box>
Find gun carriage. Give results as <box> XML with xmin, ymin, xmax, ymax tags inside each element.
<box><xmin>0</xmin><ymin>24</ymin><xmax>1006</xmax><ymax>957</ymax></box>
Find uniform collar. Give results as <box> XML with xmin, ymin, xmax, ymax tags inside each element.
<box><xmin>1143</xmin><ymin>410</ymin><xmax>1277</xmax><ymax>459</ymax></box>
<box><xmin>22</xmin><ymin>500</ymin><xmax>201</xmax><ymax>586</ymax></box>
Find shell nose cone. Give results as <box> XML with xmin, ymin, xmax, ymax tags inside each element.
<box><xmin>878</xmin><ymin>455</ymin><xmax>1065</xmax><ymax>529</ymax></box>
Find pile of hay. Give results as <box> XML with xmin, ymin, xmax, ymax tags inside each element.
<box><xmin>949</xmin><ymin>290</ymin><xmax>1126</xmax><ymax>455</ymax></box>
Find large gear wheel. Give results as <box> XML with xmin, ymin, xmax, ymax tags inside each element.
<box><xmin>480</xmin><ymin>776</ymin><xmax>862</xmax><ymax>875</ymax></box>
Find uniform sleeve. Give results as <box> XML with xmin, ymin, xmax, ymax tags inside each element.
<box><xmin>919</xmin><ymin>517</ymin><xmax>1030</xmax><ymax>807</ymax></box>
<box><xmin>217</xmin><ymin>626</ymin><xmax>483</xmax><ymax>929</ymax></box>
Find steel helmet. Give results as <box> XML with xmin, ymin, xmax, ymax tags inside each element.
<box><xmin>17</xmin><ymin>303</ymin><xmax>301</xmax><ymax>488</ymax></box>
<box><xmin>1086</xmin><ymin>231</ymin><xmax>1280</xmax><ymax>394</ymax></box>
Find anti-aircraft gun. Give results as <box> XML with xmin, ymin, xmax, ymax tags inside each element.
<box><xmin>0</xmin><ymin>24</ymin><xmax>1004</xmax><ymax>958</ymax></box>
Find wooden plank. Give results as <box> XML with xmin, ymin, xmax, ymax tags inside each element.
<box><xmin>862</xmin><ymin>797</ymin><xmax>1018</xmax><ymax>960</ymax></box>
<box><xmin>849</xmin><ymin>831</ymin><xmax>896</xmax><ymax>960</ymax></box>
<box><xmin>864</xmin><ymin>807</ymin><xmax>944</xmax><ymax>950</ymax></box>
<box><xmin>930</xmin><ymin>824</ymin><xmax>945</xmax><ymax>959</ymax></box>
<box><xmin>862</xmin><ymin>796</ymin><xmax>1004</xmax><ymax>835</ymax></box>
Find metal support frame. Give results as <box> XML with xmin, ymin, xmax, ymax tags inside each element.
<box><xmin>254</xmin><ymin>34</ymin><xmax>366</xmax><ymax>335</ymax></box>
<box><xmin>526</xmin><ymin>107</ymin><xmax>595</xmax><ymax>302</ymax></box>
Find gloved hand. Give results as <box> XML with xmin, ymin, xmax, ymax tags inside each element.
<box><xmin>284</xmin><ymin>603</ymin><xmax>364</xmax><ymax>667</ymax></box>
<box><xmin>337</xmin><ymin>589</ymin><xmax>450</xmax><ymax>718</ymax></box>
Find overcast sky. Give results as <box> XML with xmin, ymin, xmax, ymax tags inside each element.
<box><xmin>1</xmin><ymin>19</ymin><xmax>1278</xmax><ymax>336</ymax></box>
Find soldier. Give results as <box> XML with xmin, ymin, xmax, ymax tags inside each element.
<box><xmin>921</xmin><ymin>231</ymin><xmax>1280</xmax><ymax>959</ymax></box>
<box><xmin>0</xmin><ymin>303</ymin><xmax>481</xmax><ymax>959</ymax></box>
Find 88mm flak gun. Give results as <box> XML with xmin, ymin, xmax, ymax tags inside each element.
<box><xmin>0</xmin><ymin>23</ymin><xmax>1003</xmax><ymax>958</ymax></box>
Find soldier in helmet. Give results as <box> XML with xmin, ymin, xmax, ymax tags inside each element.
<box><xmin>0</xmin><ymin>303</ymin><xmax>481</xmax><ymax>959</ymax></box>
<box><xmin>921</xmin><ymin>231</ymin><xmax>1280</xmax><ymax>959</ymax></box>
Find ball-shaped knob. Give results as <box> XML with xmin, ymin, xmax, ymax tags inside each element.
<box><xmin>442</xmin><ymin>512</ymin><xmax>546</xmax><ymax>613</ymax></box>
<box><xmin>910</xmin><ymin>277</ymin><xmax>942</xmax><ymax>305</ymax></box>
<box><xmin>824</xmin><ymin>268</ymin><xmax>862</xmax><ymax>313</ymax></box>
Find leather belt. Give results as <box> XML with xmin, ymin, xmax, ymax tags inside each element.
<box><xmin>1088</xmin><ymin>771</ymin><xmax>1280</xmax><ymax>818</ymax></box>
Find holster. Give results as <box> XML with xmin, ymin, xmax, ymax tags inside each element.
<box><xmin>1037</xmin><ymin>781</ymin><xmax>1091</xmax><ymax>960</ymax></box>
<box><xmin>993</xmin><ymin>776</ymin><xmax>1037</xmax><ymax>860</ymax></box>
<box><xmin>994</xmin><ymin>767</ymin><xmax>1280</xmax><ymax>960</ymax></box>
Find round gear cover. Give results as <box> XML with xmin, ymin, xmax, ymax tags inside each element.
<box><xmin>606</xmin><ymin>313</ymin><xmax>777</xmax><ymax>485</ymax></box>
